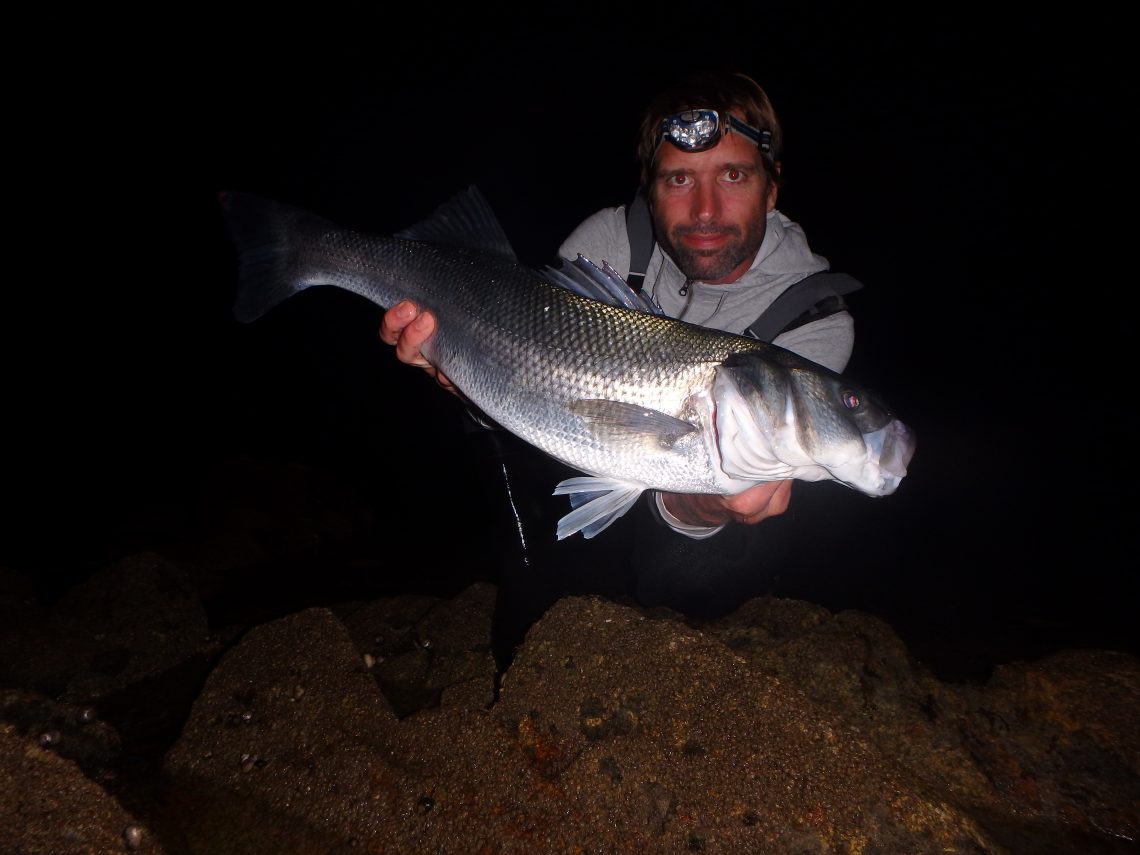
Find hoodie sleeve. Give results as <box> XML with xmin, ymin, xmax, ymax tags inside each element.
<box><xmin>772</xmin><ymin>310</ymin><xmax>855</xmax><ymax>374</ymax></box>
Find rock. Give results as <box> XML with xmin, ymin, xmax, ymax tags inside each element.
<box><xmin>0</xmin><ymin>688</ymin><xmax>121</xmax><ymax>782</ymax></box>
<box><xmin>495</xmin><ymin>596</ymin><xmax>1002</xmax><ymax>853</ymax></box>
<box><xmin>966</xmin><ymin>649</ymin><xmax>1140</xmax><ymax>845</ymax></box>
<box><xmin>163</xmin><ymin>607</ymin><xmax>401</xmax><ymax>854</ymax></box>
<box><xmin>339</xmin><ymin>581</ymin><xmax>498</xmax><ymax>717</ymax></box>
<box><xmin>3</xmin><ymin>543</ymin><xmax>1136</xmax><ymax>853</ymax></box>
<box><xmin>0</xmin><ymin>721</ymin><xmax>164</xmax><ymax>854</ymax></box>
<box><xmin>163</xmin><ymin>596</ymin><xmax>1004</xmax><ymax>854</ymax></box>
<box><xmin>704</xmin><ymin>598</ymin><xmax>1140</xmax><ymax>852</ymax></box>
<box><xmin>0</xmin><ymin>552</ymin><xmax>213</xmax><ymax>704</ymax></box>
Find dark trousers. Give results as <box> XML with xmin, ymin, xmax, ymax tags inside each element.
<box><xmin>466</xmin><ymin>425</ymin><xmax>798</xmax><ymax>666</ymax></box>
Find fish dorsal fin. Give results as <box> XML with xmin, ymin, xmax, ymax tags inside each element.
<box><xmin>395</xmin><ymin>185</ymin><xmax>518</xmax><ymax>261</ymax></box>
<box><xmin>542</xmin><ymin>254</ymin><xmax>664</xmax><ymax>315</ymax></box>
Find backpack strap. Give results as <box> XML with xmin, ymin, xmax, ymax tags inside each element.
<box><xmin>625</xmin><ymin>189</ymin><xmax>654</xmax><ymax>293</ymax></box>
<box><xmin>745</xmin><ymin>271</ymin><xmax>863</xmax><ymax>342</ymax></box>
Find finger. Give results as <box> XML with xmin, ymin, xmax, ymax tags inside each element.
<box><xmin>379</xmin><ymin>301</ymin><xmax>418</xmax><ymax>345</ymax></box>
<box><xmin>727</xmin><ymin>480</ymin><xmax>793</xmax><ymax>525</ymax></box>
<box><xmin>395</xmin><ymin>312</ymin><xmax>436</xmax><ymax>367</ymax></box>
<box><xmin>764</xmin><ymin>480</ymin><xmax>793</xmax><ymax>518</ymax></box>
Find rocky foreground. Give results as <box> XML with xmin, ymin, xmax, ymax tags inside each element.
<box><xmin>1</xmin><ymin>459</ymin><xmax>1137</xmax><ymax>854</ymax></box>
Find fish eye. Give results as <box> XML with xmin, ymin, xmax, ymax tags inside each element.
<box><xmin>841</xmin><ymin>391</ymin><xmax>861</xmax><ymax>410</ymax></box>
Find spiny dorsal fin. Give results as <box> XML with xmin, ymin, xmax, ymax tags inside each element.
<box><xmin>542</xmin><ymin>254</ymin><xmax>663</xmax><ymax>315</ymax></box>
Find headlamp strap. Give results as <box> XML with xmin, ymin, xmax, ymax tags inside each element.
<box><xmin>725</xmin><ymin>115</ymin><xmax>772</xmax><ymax>157</ymax></box>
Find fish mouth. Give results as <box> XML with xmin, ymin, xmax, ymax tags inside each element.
<box><xmin>870</xmin><ymin>418</ymin><xmax>917</xmax><ymax>486</ymax></box>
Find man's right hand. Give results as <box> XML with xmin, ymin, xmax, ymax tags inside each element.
<box><xmin>379</xmin><ymin>301</ymin><xmax>460</xmax><ymax>396</ymax></box>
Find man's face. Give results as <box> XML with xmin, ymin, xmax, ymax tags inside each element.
<box><xmin>650</xmin><ymin>123</ymin><xmax>778</xmax><ymax>285</ymax></box>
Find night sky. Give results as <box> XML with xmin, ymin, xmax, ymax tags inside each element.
<box><xmin>9</xmin><ymin>11</ymin><xmax>1135</xmax><ymax>673</ymax></box>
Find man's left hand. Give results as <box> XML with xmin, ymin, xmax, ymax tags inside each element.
<box><xmin>661</xmin><ymin>480</ymin><xmax>793</xmax><ymax>527</ymax></box>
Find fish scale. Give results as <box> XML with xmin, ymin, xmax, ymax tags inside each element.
<box><xmin>221</xmin><ymin>187</ymin><xmax>915</xmax><ymax>539</ymax></box>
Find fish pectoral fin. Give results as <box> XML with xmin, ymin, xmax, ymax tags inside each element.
<box><xmin>568</xmin><ymin>400</ymin><xmax>697</xmax><ymax>450</ymax></box>
<box><xmin>552</xmin><ymin>477</ymin><xmax>646</xmax><ymax>540</ymax></box>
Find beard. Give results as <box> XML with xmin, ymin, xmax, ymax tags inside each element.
<box><xmin>655</xmin><ymin>216</ymin><xmax>767</xmax><ymax>283</ymax></box>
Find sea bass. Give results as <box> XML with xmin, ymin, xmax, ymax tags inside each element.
<box><xmin>219</xmin><ymin>187</ymin><xmax>915</xmax><ymax>539</ymax></box>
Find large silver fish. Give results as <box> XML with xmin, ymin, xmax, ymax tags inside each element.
<box><xmin>220</xmin><ymin>187</ymin><xmax>915</xmax><ymax>539</ymax></box>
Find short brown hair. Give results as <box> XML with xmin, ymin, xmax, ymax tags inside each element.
<box><xmin>636</xmin><ymin>70</ymin><xmax>783</xmax><ymax>189</ymax></box>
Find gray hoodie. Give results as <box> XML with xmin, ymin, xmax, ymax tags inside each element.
<box><xmin>558</xmin><ymin>207</ymin><xmax>855</xmax><ymax>374</ymax></box>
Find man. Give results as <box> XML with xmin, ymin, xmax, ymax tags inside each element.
<box><xmin>379</xmin><ymin>70</ymin><xmax>859</xmax><ymax>624</ymax></box>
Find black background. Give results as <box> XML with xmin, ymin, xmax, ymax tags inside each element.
<box><xmin>8</xmin><ymin>9</ymin><xmax>1135</xmax><ymax>675</ymax></box>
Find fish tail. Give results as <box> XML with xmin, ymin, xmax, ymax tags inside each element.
<box><xmin>219</xmin><ymin>191</ymin><xmax>335</xmax><ymax>323</ymax></box>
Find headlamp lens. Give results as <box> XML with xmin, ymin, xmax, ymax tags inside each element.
<box><xmin>656</xmin><ymin>109</ymin><xmax>773</xmax><ymax>160</ymax></box>
<box><xmin>664</xmin><ymin>109</ymin><xmax>720</xmax><ymax>150</ymax></box>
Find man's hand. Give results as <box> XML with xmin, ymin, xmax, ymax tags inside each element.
<box><xmin>379</xmin><ymin>301</ymin><xmax>459</xmax><ymax>395</ymax></box>
<box><xmin>661</xmin><ymin>480</ymin><xmax>793</xmax><ymax>527</ymax></box>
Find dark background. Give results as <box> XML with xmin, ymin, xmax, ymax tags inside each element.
<box><xmin>8</xmin><ymin>9</ymin><xmax>1135</xmax><ymax>676</ymax></box>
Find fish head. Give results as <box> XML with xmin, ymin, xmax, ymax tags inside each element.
<box><xmin>713</xmin><ymin>351</ymin><xmax>916</xmax><ymax>496</ymax></box>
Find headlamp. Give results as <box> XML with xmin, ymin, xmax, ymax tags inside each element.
<box><xmin>656</xmin><ymin>109</ymin><xmax>773</xmax><ymax>161</ymax></box>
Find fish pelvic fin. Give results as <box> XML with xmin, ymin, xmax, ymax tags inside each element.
<box><xmin>552</xmin><ymin>477</ymin><xmax>645</xmax><ymax>540</ymax></box>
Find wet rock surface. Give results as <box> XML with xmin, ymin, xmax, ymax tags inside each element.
<box><xmin>2</xmin><ymin>457</ymin><xmax>1137</xmax><ymax>853</ymax></box>
<box><xmin>1</xmin><ymin>721</ymin><xmax>165</xmax><ymax>854</ymax></box>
